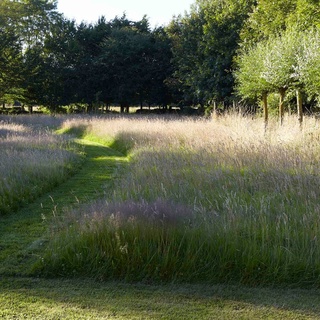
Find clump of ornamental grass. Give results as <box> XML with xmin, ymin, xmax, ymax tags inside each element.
<box><xmin>0</xmin><ymin>119</ymin><xmax>82</xmax><ymax>215</ymax></box>
<box><xmin>39</xmin><ymin>199</ymin><xmax>204</xmax><ymax>282</ymax></box>
<box><xmin>40</xmin><ymin>113</ymin><xmax>320</xmax><ymax>286</ymax></box>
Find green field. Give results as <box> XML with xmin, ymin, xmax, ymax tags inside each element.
<box><xmin>1</xmin><ymin>114</ymin><xmax>320</xmax><ymax>319</ymax></box>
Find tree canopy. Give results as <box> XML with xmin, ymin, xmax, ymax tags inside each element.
<box><xmin>236</xmin><ymin>0</ymin><xmax>320</xmax><ymax>123</ymax></box>
<box><xmin>0</xmin><ymin>0</ymin><xmax>320</xmax><ymax>117</ymax></box>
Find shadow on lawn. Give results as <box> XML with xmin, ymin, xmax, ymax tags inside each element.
<box><xmin>1</xmin><ymin>277</ymin><xmax>320</xmax><ymax>319</ymax></box>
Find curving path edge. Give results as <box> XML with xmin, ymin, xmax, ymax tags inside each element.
<box><xmin>0</xmin><ymin>138</ymin><xmax>127</xmax><ymax>276</ymax></box>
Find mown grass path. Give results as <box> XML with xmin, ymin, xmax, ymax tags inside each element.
<box><xmin>0</xmin><ymin>138</ymin><xmax>127</xmax><ymax>276</ymax></box>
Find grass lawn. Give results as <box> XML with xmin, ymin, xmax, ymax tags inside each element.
<box><xmin>1</xmin><ymin>116</ymin><xmax>320</xmax><ymax>319</ymax></box>
<box><xmin>1</xmin><ymin>277</ymin><xmax>320</xmax><ymax>319</ymax></box>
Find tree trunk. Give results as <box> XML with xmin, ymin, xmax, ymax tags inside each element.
<box><xmin>279</xmin><ymin>88</ymin><xmax>286</xmax><ymax>126</ymax></box>
<box><xmin>296</xmin><ymin>89</ymin><xmax>303</xmax><ymax>128</ymax></box>
<box><xmin>120</xmin><ymin>102</ymin><xmax>129</xmax><ymax>113</ymax></box>
<box><xmin>86</xmin><ymin>104</ymin><xmax>93</xmax><ymax>113</ymax></box>
<box><xmin>262</xmin><ymin>92</ymin><xmax>268</xmax><ymax>131</ymax></box>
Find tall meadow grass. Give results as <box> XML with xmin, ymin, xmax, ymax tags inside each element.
<box><xmin>39</xmin><ymin>113</ymin><xmax>320</xmax><ymax>285</ymax></box>
<box><xmin>0</xmin><ymin>116</ymin><xmax>82</xmax><ymax>215</ymax></box>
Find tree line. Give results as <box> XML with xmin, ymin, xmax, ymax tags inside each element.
<box><xmin>1</xmin><ymin>0</ymin><xmax>320</xmax><ymax>117</ymax></box>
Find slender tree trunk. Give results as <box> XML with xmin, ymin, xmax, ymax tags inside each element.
<box><xmin>86</xmin><ymin>104</ymin><xmax>93</xmax><ymax>113</ymax></box>
<box><xmin>279</xmin><ymin>88</ymin><xmax>286</xmax><ymax>126</ymax></box>
<box><xmin>262</xmin><ymin>92</ymin><xmax>268</xmax><ymax>132</ymax></box>
<box><xmin>2</xmin><ymin>102</ymin><xmax>5</xmax><ymax>109</ymax></box>
<box><xmin>296</xmin><ymin>89</ymin><xmax>303</xmax><ymax>128</ymax></box>
<box><xmin>120</xmin><ymin>102</ymin><xmax>130</xmax><ymax>113</ymax></box>
<box><xmin>212</xmin><ymin>101</ymin><xmax>217</xmax><ymax>117</ymax></box>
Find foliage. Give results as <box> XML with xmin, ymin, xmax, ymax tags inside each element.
<box><xmin>167</xmin><ymin>0</ymin><xmax>254</xmax><ymax>107</ymax></box>
<box><xmin>0</xmin><ymin>4</ymin><xmax>173</xmax><ymax>112</ymax></box>
<box><xmin>39</xmin><ymin>18</ymin><xmax>80</xmax><ymax>110</ymax></box>
<box><xmin>261</xmin><ymin>31</ymin><xmax>300</xmax><ymax>91</ymax></box>
<box><xmin>298</xmin><ymin>29</ymin><xmax>320</xmax><ymax>100</ymax></box>
<box><xmin>0</xmin><ymin>2</ymin><xmax>23</xmax><ymax>102</ymax></box>
<box><xmin>240</xmin><ymin>0</ymin><xmax>320</xmax><ymax>47</ymax></box>
<box><xmin>199</xmin><ymin>0</ymin><xmax>255</xmax><ymax>102</ymax></box>
<box><xmin>236</xmin><ymin>0</ymin><xmax>320</xmax><ymax>116</ymax></box>
<box><xmin>236</xmin><ymin>28</ymin><xmax>320</xmax><ymax>110</ymax></box>
<box><xmin>166</xmin><ymin>8</ymin><xmax>206</xmax><ymax>106</ymax></box>
<box><xmin>0</xmin><ymin>0</ymin><xmax>61</xmax><ymax>109</ymax></box>
<box><xmin>1</xmin><ymin>0</ymin><xmax>320</xmax><ymax>113</ymax></box>
<box><xmin>98</xmin><ymin>16</ymin><xmax>172</xmax><ymax>111</ymax></box>
<box><xmin>235</xmin><ymin>40</ymin><xmax>272</xmax><ymax>99</ymax></box>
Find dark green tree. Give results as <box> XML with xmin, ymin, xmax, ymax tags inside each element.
<box><xmin>67</xmin><ymin>17</ymin><xmax>115</xmax><ymax>111</ymax></box>
<box><xmin>0</xmin><ymin>0</ymin><xmax>61</xmax><ymax>110</ymax></box>
<box><xmin>167</xmin><ymin>0</ymin><xmax>255</xmax><ymax>111</ymax></box>
<box><xmin>40</xmin><ymin>18</ymin><xmax>80</xmax><ymax>110</ymax></box>
<box><xmin>0</xmin><ymin>27</ymin><xmax>22</xmax><ymax>107</ymax></box>
<box><xmin>98</xmin><ymin>15</ymin><xmax>172</xmax><ymax>112</ymax></box>
<box><xmin>0</xmin><ymin>1</ymin><xmax>23</xmax><ymax>105</ymax></box>
<box><xmin>144</xmin><ymin>27</ymin><xmax>173</xmax><ymax>108</ymax></box>
<box><xmin>199</xmin><ymin>0</ymin><xmax>255</xmax><ymax>105</ymax></box>
<box><xmin>166</xmin><ymin>8</ymin><xmax>206</xmax><ymax>107</ymax></box>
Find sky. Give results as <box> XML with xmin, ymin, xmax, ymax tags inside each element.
<box><xmin>57</xmin><ymin>0</ymin><xmax>195</xmax><ymax>28</ymax></box>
